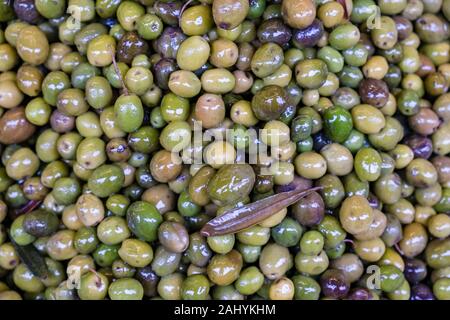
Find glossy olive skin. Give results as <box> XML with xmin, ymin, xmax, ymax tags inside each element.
<box><xmin>14</xmin><ymin>0</ymin><xmax>42</xmax><ymax>24</ymax></box>
<box><xmin>117</xmin><ymin>32</ymin><xmax>149</xmax><ymax>64</ymax></box>
<box><xmin>88</xmin><ymin>164</ymin><xmax>125</xmax><ymax>198</ymax></box>
<box><xmin>359</xmin><ymin>78</ymin><xmax>389</xmax><ymax>108</ymax></box>
<box><xmin>208</xmin><ymin>164</ymin><xmax>255</xmax><ymax>206</ymax></box>
<box><xmin>16</xmin><ymin>26</ymin><xmax>49</xmax><ymax>65</ymax></box>
<box><xmin>251</xmin><ymin>85</ymin><xmax>288</xmax><ymax>121</ymax></box>
<box><xmin>0</xmin><ymin>0</ymin><xmax>448</xmax><ymax>303</ymax></box>
<box><xmin>23</xmin><ymin>210</ymin><xmax>59</xmax><ymax>237</ymax></box>
<box><xmin>155</xmin><ymin>27</ymin><xmax>186</xmax><ymax>59</ymax></box>
<box><xmin>292</xmin><ymin>19</ymin><xmax>324</xmax><ymax>48</ymax></box>
<box><xmin>153</xmin><ymin>58</ymin><xmax>178</xmax><ymax>90</ymax></box>
<box><xmin>257</xmin><ymin>19</ymin><xmax>292</xmax><ymax>46</ymax></box>
<box><xmin>292</xmin><ymin>191</ymin><xmax>325</xmax><ymax>227</ymax></box>
<box><xmin>0</xmin><ymin>107</ymin><xmax>36</xmax><ymax>144</ymax></box>
<box><xmin>127</xmin><ymin>201</ymin><xmax>163</xmax><ymax>242</ymax></box>
<box><xmin>323</xmin><ymin>106</ymin><xmax>353</xmax><ymax>143</ymax></box>
<box><xmin>213</xmin><ymin>0</ymin><xmax>249</xmax><ymax>30</ymax></box>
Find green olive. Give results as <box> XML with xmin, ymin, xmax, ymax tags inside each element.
<box><xmin>177</xmin><ymin>36</ymin><xmax>210</xmax><ymax>71</ymax></box>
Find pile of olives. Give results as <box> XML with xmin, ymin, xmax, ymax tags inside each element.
<box><xmin>0</xmin><ymin>0</ymin><xmax>449</xmax><ymax>300</ymax></box>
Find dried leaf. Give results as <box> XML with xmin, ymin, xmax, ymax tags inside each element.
<box><xmin>200</xmin><ymin>187</ymin><xmax>322</xmax><ymax>237</ymax></box>
<box><xmin>12</xmin><ymin>241</ymin><xmax>49</xmax><ymax>280</ymax></box>
<box><xmin>9</xmin><ymin>200</ymin><xmax>42</xmax><ymax>220</ymax></box>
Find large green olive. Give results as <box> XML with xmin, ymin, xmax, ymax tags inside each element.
<box><xmin>126</xmin><ymin>201</ymin><xmax>163</xmax><ymax>242</ymax></box>
<box><xmin>212</xmin><ymin>0</ymin><xmax>249</xmax><ymax>30</ymax></box>
<box><xmin>251</xmin><ymin>85</ymin><xmax>288</xmax><ymax>121</ymax></box>
<box><xmin>207</xmin><ymin>164</ymin><xmax>255</xmax><ymax>206</ymax></box>
<box><xmin>88</xmin><ymin>164</ymin><xmax>125</xmax><ymax>198</ymax></box>
<box><xmin>251</xmin><ymin>43</ymin><xmax>284</xmax><ymax>78</ymax></box>
<box><xmin>16</xmin><ymin>26</ymin><xmax>49</xmax><ymax>65</ymax></box>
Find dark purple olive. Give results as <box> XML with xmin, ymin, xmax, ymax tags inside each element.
<box><xmin>257</xmin><ymin>19</ymin><xmax>292</xmax><ymax>46</ymax></box>
<box><xmin>367</xmin><ymin>193</ymin><xmax>381</xmax><ymax>210</ymax></box>
<box><xmin>292</xmin><ymin>19</ymin><xmax>324</xmax><ymax>48</ymax></box>
<box><xmin>193</xmin><ymin>62</ymin><xmax>213</xmax><ymax>77</ymax></box>
<box><xmin>102</xmin><ymin>18</ymin><xmax>118</xmax><ymax>28</ymax></box>
<box><xmin>404</xmin><ymin>258</ymin><xmax>428</xmax><ymax>284</ymax></box>
<box><xmin>404</xmin><ymin>135</ymin><xmax>433</xmax><ymax>159</ymax></box>
<box><xmin>292</xmin><ymin>191</ymin><xmax>325</xmax><ymax>227</ymax></box>
<box><xmin>393</xmin><ymin>16</ymin><xmax>413</xmax><ymax>41</ymax></box>
<box><xmin>411</xmin><ymin>284</ymin><xmax>435</xmax><ymax>300</ymax></box>
<box><xmin>13</xmin><ymin>0</ymin><xmax>41</xmax><ymax>24</ymax></box>
<box><xmin>154</xmin><ymin>1</ymin><xmax>182</xmax><ymax>26</ymax></box>
<box><xmin>136</xmin><ymin>266</ymin><xmax>159</xmax><ymax>297</ymax></box>
<box><xmin>117</xmin><ymin>32</ymin><xmax>149</xmax><ymax>64</ymax></box>
<box><xmin>275</xmin><ymin>175</ymin><xmax>312</xmax><ymax>193</ymax></box>
<box><xmin>347</xmin><ymin>288</ymin><xmax>373</xmax><ymax>300</ymax></box>
<box><xmin>320</xmin><ymin>269</ymin><xmax>350</xmax><ymax>299</ymax></box>
<box><xmin>50</xmin><ymin>110</ymin><xmax>75</xmax><ymax>133</ymax></box>
<box><xmin>358</xmin><ymin>78</ymin><xmax>389</xmax><ymax>108</ymax></box>
<box><xmin>155</xmin><ymin>27</ymin><xmax>187</xmax><ymax>59</ymax></box>
<box><xmin>312</xmin><ymin>132</ymin><xmax>332</xmax><ymax>152</ymax></box>
<box><xmin>143</xmin><ymin>107</ymin><xmax>152</xmax><ymax>125</ymax></box>
<box><xmin>153</xmin><ymin>58</ymin><xmax>178</xmax><ymax>90</ymax></box>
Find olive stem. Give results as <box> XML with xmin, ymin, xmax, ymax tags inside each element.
<box><xmin>89</xmin><ymin>268</ymin><xmax>103</xmax><ymax>287</ymax></box>
<box><xmin>10</xmin><ymin>200</ymin><xmax>42</xmax><ymax>220</ymax></box>
<box><xmin>109</xmin><ymin>46</ymin><xmax>129</xmax><ymax>96</ymax></box>
<box><xmin>179</xmin><ymin>0</ymin><xmax>194</xmax><ymax>26</ymax></box>
<box><xmin>394</xmin><ymin>243</ymin><xmax>404</xmax><ymax>256</ymax></box>
<box><xmin>343</xmin><ymin>238</ymin><xmax>355</xmax><ymax>247</ymax></box>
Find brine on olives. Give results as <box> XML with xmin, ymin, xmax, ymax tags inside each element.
<box><xmin>0</xmin><ymin>0</ymin><xmax>448</xmax><ymax>302</ymax></box>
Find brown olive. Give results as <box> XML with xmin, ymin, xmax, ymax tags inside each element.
<box><xmin>399</xmin><ymin>223</ymin><xmax>428</xmax><ymax>258</ymax></box>
<box><xmin>331</xmin><ymin>253</ymin><xmax>364</xmax><ymax>283</ymax></box>
<box><xmin>292</xmin><ymin>191</ymin><xmax>325</xmax><ymax>227</ymax></box>
<box><xmin>358</xmin><ymin>78</ymin><xmax>390</xmax><ymax>108</ymax></box>
<box><xmin>408</xmin><ymin>108</ymin><xmax>441</xmax><ymax>136</ymax></box>
<box><xmin>117</xmin><ymin>32</ymin><xmax>149</xmax><ymax>64</ymax></box>
<box><xmin>50</xmin><ymin>110</ymin><xmax>75</xmax><ymax>133</ymax></box>
<box><xmin>142</xmin><ymin>184</ymin><xmax>176</xmax><ymax>214</ymax></box>
<box><xmin>106</xmin><ymin>138</ymin><xmax>131</xmax><ymax>162</ymax></box>
<box><xmin>150</xmin><ymin>150</ymin><xmax>183</xmax><ymax>183</ymax></box>
<box><xmin>158</xmin><ymin>221</ymin><xmax>189</xmax><ymax>253</ymax></box>
<box><xmin>207</xmin><ymin>249</ymin><xmax>243</xmax><ymax>286</ymax></box>
<box><xmin>431</xmin><ymin>156</ymin><xmax>450</xmax><ymax>188</ymax></box>
<box><xmin>0</xmin><ymin>107</ymin><xmax>36</xmax><ymax>145</ymax></box>
<box><xmin>417</xmin><ymin>54</ymin><xmax>437</xmax><ymax>78</ymax></box>
<box><xmin>194</xmin><ymin>94</ymin><xmax>225</xmax><ymax>129</ymax></box>
<box><xmin>236</xmin><ymin>43</ymin><xmax>254</xmax><ymax>71</ymax></box>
